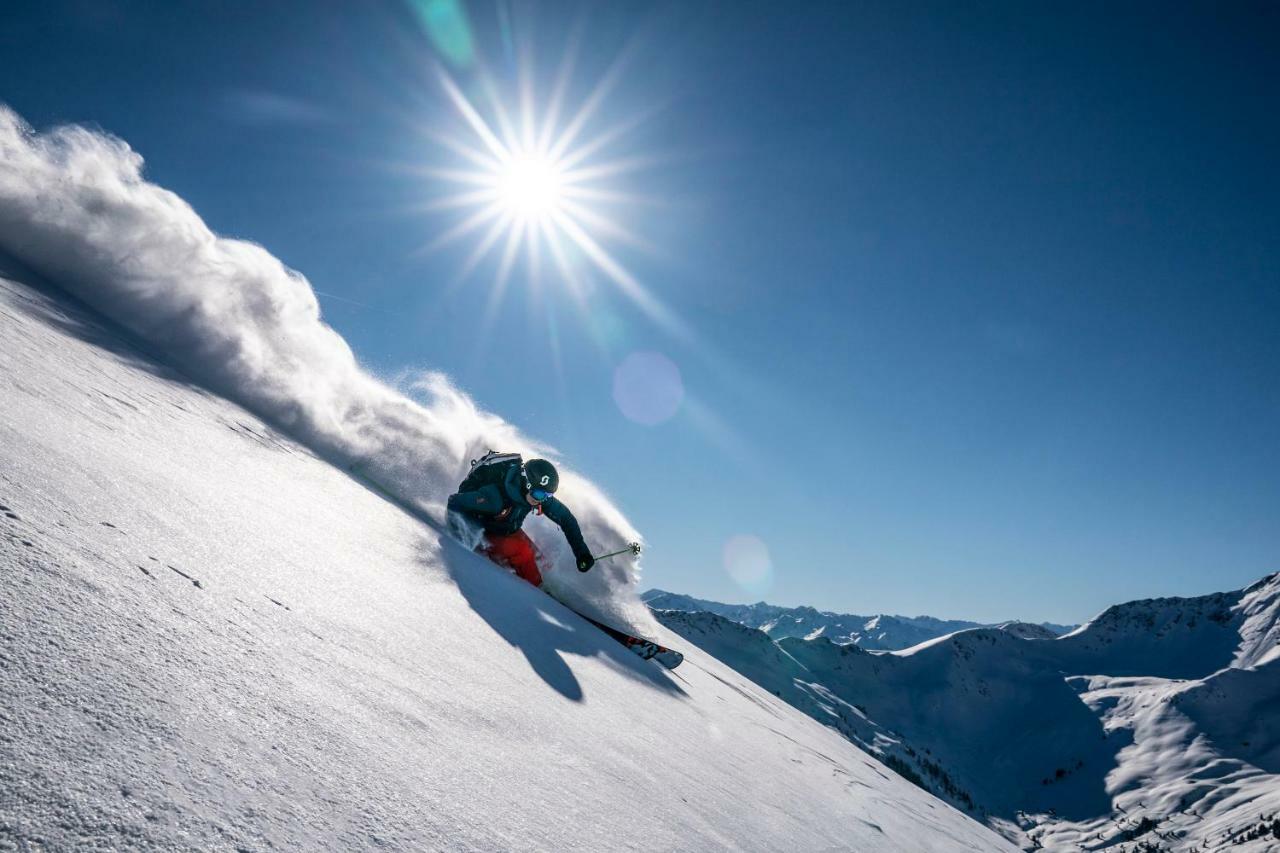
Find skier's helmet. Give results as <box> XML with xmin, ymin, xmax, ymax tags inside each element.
<box><xmin>522</xmin><ymin>458</ymin><xmax>559</xmax><ymax>499</ymax></box>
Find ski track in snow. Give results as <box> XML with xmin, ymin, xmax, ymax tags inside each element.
<box><xmin>0</xmin><ymin>221</ymin><xmax>1016</xmax><ymax>848</ymax></box>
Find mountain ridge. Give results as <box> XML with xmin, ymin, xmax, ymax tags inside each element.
<box><xmin>642</xmin><ymin>587</ymin><xmax>1077</xmax><ymax>650</ymax></box>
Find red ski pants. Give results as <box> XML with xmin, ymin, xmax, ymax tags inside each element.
<box><xmin>482</xmin><ymin>530</ymin><xmax>543</xmax><ymax>587</ymax></box>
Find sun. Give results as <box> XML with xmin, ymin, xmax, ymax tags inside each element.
<box><xmin>414</xmin><ymin>43</ymin><xmax>675</xmax><ymax>334</ymax></box>
<box><xmin>495</xmin><ymin>152</ymin><xmax>565</xmax><ymax>220</ymax></box>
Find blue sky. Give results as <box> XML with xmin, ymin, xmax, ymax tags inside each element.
<box><xmin>5</xmin><ymin>1</ymin><xmax>1277</xmax><ymax>623</ymax></box>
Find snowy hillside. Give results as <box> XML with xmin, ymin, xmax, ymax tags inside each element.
<box><xmin>650</xmin><ymin>610</ymin><xmax>908</xmax><ymax>764</ymax></box>
<box><xmin>654</xmin><ymin>577</ymin><xmax>1280</xmax><ymax>851</ymax></box>
<box><xmin>0</xmin><ymin>108</ymin><xmax>1017</xmax><ymax>851</ymax></box>
<box><xmin>1053</xmin><ymin>588</ymin><xmax>1246</xmax><ymax>679</ymax></box>
<box><xmin>643</xmin><ymin>589</ymin><xmax>1074</xmax><ymax>650</ymax></box>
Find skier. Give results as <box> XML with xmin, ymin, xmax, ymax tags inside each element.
<box><xmin>445</xmin><ymin>451</ymin><xmax>683</xmax><ymax>668</ymax></box>
<box><xmin>447</xmin><ymin>453</ymin><xmax>594</xmax><ymax>588</ymax></box>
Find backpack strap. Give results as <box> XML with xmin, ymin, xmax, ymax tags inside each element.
<box><xmin>471</xmin><ymin>450</ymin><xmax>522</xmax><ymax>471</ymax></box>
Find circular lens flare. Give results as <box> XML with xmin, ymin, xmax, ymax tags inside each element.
<box><xmin>723</xmin><ymin>534</ymin><xmax>773</xmax><ymax>596</ymax></box>
<box><xmin>498</xmin><ymin>153</ymin><xmax>564</xmax><ymax>218</ymax></box>
<box><xmin>613</xmin><ymin>350</ymin><xmax>683</xmax><ymax>425</ymax></box>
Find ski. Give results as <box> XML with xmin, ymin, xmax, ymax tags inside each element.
<box><xmin>578</xmin><ymin>614</ymin><xmax>684</xmax><ymax>670</ymax></box>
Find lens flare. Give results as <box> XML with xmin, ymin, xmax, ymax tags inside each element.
<box><xmin>723</xmin><ymin>534</ymin><xmax>773</xmax><ymax>596</ymax></box>
<box><xmin>613</xmin><ymin>350</ymin><xmax>683</xmax><ymax>426</ymax></box>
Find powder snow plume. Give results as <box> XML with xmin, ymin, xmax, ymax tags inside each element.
<box><xmin>0</xmin><ymin>105</ymin><xmax>649</xmax><ymax>629</ymax></box>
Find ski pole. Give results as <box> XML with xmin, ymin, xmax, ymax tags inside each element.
<box><xmin>594</xmin><ymin>541</ymin><xmax>642</xmax><ymax>561</ymax></box>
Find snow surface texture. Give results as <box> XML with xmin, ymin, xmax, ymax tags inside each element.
<box><xmin>654</xmin><ymin>577</ymin><xmax>1280</xmax><ymax>852</ymax></box>
<box><xmin>0</xmin><ymin>109</ymin><xmax>1018</xmax><ymax>851</ymax></box>
<box><xmin>642</xmin><ymin>589</ymin><xmax>1075</xmax><ymax>650</ymax></box>
<box><xmin>0</xmin><ymin>105</ymin><xmax>640</xmax><ymax>631</ymax></box>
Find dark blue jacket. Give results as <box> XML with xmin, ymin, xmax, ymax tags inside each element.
<box><xmin>447</xmin><ymin>463</ymin><xmax>591</xmax><ymax>563</ymax></box>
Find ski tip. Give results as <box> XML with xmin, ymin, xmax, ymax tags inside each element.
<box><xmin>653</xmin><ymin>649</ymin><xmax>684</xmax><ymax>670</ymax></box>
<box><xmin>623</xmin><ymin>637</ymin><xmax>684</xmax><ymax>669</ymax></box>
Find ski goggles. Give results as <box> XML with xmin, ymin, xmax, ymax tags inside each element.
<box><xmin>529</xmin><ymin>488</ymin><xmax>553</xmax><ymax>503</ymax></box>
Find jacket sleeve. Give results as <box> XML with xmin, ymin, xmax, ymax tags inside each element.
<box><xmin>447</xmin><ymin>484</ymin><xmax>504</xmax><ymax>515</ymax></box>
<box><xmin>541</xmin><ymin>497</ymin><xmax>591</xmax><ymax>560</ymax></box>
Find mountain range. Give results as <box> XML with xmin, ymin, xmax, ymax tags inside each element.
<box><xmin>650</xmin><ymin>575</ymin><xmax>1280</xmax><ymax>851</ymax></box>
<box><xmin>642</xmin><ymin>588</ymin><xmax>1077</xmax><ymax>650</ymax></box>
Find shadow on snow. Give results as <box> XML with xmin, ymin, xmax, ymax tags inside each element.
<box><xmin>424</xmin><ymin>533</ymin><xmax>686</xmax><ymax>703</ymax></box>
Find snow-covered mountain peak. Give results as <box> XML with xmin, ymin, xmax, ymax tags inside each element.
<box><xmin>1234</xmin><ymin>571</ymin><xmax>1280</xmax><ymax>668</ymax></box>
<box><xmin>892</xmin><ymin>623</ymin><xmax>1039</xmax><ymax>660</ymax></box>
<box><xmin>1241</xmin><ymin>571</ymin><xmax>1279</xmax><ymax>595</ymax></box>
<box><xmin>995</xmin><ymin>621</ymin><xmax>1060</xmax><ymax>640</ymax></box>
<box><xmin>1074</xmin><ymin>590</ymin><xmax>1236</xmax><ymax>637</ymax></box>
<box><xmin>1056</xmin><ymin>579</ymin><xmax>1270</xmax><ymax>679</ymax></box>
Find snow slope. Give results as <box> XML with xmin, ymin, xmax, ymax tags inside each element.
<box><xmin>654</xmin><ymin>578</ymin><xmax>1280</xmax><ymax>851</ymax></box>
<box><xmin>650</xmin><ymin>610</ymin><xmax>908</xmax><ymax>763</ymax></box>
<box><xmin>660</xmin><ymin>616</ymin><xmax>1116</xmax><ymax>821</ymax></box>
<box><xmin>643</xmin><ymin>589</ymin><xmax>1074</xmax><ymax>650</ymax></box>
<box><xmin>0</xmin><ymin>104</ymin><xmax>644</xmax><ymax>633</ymax></box>
<box><xmin>0</xmin><ymin>109</ymin><xmax>1016</xmax><ymax>851</ymax></box>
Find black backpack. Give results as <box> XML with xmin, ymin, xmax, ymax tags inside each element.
<box><xmin>458</xmin><ymin>450</ymin><xmax>523</xmax><ymax>495</ymax></box>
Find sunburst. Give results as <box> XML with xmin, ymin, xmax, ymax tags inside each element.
<box><xmin>417</xmin><ymin>38</ymin><xmax>671</xmax><ymax>331</ymax></box>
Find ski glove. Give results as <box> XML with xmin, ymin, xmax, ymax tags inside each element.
<box><xmin>577</xmin><ymin>554</ymin><xmax>596</xmax><ymax>572</ymax></box>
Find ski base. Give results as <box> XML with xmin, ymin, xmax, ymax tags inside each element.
<box><xmin>621</xmin><ymin>636</ymin><xmax>684</xmax><ymax>669</ymax></box>
<box><xmin>581</xmin><ymin>615</ymin><xmax>685</xmax><ymax>670</ymax></box>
